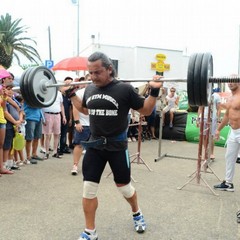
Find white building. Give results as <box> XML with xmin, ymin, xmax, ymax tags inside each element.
<box><xmin>82</xmin><ymin>43</ymin><xmax>190</xmax><ymax>91</ymax></box>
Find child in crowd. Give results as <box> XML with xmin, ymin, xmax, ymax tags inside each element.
<box><xmin>13</xmin><ymin>95</ymin><xmax>26</xmax><ymax>166</ymax></box>
<box><xmin>0</xmin><ymin>84</ymin><xmax>8</xmax><ymax>175</ymax></box>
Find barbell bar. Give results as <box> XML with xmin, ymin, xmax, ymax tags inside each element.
<box><xmin>9</xmin><ymin>52</ymin><xmax>240</xmax><ymax>108</ymax></box>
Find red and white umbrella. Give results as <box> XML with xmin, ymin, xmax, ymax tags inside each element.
<box><xmin>52</xmin><ymin>56</ymin><xmax>88</xmax><ymax>71</ymax></box>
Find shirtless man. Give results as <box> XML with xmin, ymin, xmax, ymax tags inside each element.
<box><xmin>213</xmin><ymin>82</ymin><xmax>240</xmax><ymax>192</ymax></box>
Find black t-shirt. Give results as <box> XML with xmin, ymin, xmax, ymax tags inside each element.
<box><xmin>82</xmin><ymin>79</ymin><xmax>145</xmax><ymax>150</ymax></box>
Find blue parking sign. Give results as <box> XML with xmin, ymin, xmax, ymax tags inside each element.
<box><xmin>45</xmin><ymin>60</ymin><xmax>54</xmax><ymax>69</ymax></box>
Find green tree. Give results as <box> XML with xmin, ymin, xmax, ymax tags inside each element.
<box><xmin>0</xmin><ymin>13</ymin><xmax>42</xmax><ymax>69</ymax></box>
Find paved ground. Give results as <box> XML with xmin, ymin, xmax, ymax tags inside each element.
<box><xmin>1</xmin><ymin>139</ymin><xmax>240</xmax><ymax>240</ymax></box>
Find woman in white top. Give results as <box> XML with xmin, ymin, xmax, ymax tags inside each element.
<box><xmin>162</xmin><ymin>87</ymin><xmax>179</xmax><ymax>128</ymax></box>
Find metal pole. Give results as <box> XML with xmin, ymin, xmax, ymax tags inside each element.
<box><xmin>71</xmin><ymin>0</ymin><xmax>80</xmax><ymax>56</ymax></box>
<box><xmin>48</xmin><ymin>26</ymin><xmax>52</xmax><ymax>60</ymax></box>
<box><xmin>77</xmin><ymin>0</ymin><xmax>80</xmax><ymax>56</ymax></box>
<box><xmin>238</xmin><ymin>25</ymin><xmax>240</xmax><ymax>75</ymax></box>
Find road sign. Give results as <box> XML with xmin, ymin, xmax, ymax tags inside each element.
<box><xmin>151</xmin><ymin>62</ymin><xmax>170</xmax><ymax>72</ymax></box>
<box><xmin>45</xmin><ymin>60</ymin><xmax>54</xmax><ymax>69</ymax></box>
<box><xmin>156</xmin><ymin>62</ymin><xmax>165</xmax><ymax>72</ymax></box>
<box><xmin>164</xmin><ymin>63</ymin><xmax>170</xmax><ymax>71</ymax></box>
<box><xmin>156</xmin><ymin>53</ymin><xmax>166</xmax><ymax>61</ymax></box>
<box><xmin>151</xmin><ymin>62</ymin><xmax>157</xmax><ymax>69</ymax></box>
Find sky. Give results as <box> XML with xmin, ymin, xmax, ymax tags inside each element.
<box><xmin>2</xmin><ymin>0</ymin><xmax>240</xmax><ymax>76</ymax></box>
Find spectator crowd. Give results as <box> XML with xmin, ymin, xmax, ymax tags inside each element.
<box><xmin>0</xmin><ymin>70</ymin><xmax>93</xmax><ymax>177</ymax></box>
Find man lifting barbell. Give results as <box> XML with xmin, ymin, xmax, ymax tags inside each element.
<box><xmin>61</xmin><ymin>51</ymin><xmax>163</xmax><ymax>240</ymax></box>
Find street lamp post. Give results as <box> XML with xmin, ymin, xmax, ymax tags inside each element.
<box><xmin>71</xmin><ymin>0</ymin><xmax>80</xmax><ymax>56</ymax></box>
<box><xmin>77</xmin><ymin>1</ymin><xmax>80</xmax><ymax>56</ymax></box>
<box><xmin>48</xmin><ymin>26</ymin><xmax>52</xmax><ymax>60</ymax></box>
<box><xmin>238</xmin><ymin>25</ymin><xmax>240</xmax><ymax>75</ymax></box>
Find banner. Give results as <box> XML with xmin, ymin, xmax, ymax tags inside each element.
<box><xmin>185</xmin><ymin>112</ymin><xmax>230</xmax><ymax>147</ymax></box>
<box><xmin>178</xmin><ymin>90</ymin><xmax>188</xmax><ymax>110</ymax></box>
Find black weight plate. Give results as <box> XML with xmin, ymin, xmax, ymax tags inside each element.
<box><xmin>24</xmin><ymin>67</ymin><xmax>40</xmax><ymax>108</ymax></box>
<box><xmin>28</xmin><ymin>66</ymin><xmax>57</xmax><ymax>108</ymax></box>
<box><xmin>187</xmin><ymin>53</ymin><xmax>197</xmax><ymax>106</ymax></box>
<box><xmin>25</xmin><ymin>67</ymin><xmax>44</xmax><ymax>108</ymax></box>
<box><xmin>26</xmin><ymin>67</ymin><xmax>45</xmax><ymax>108</ymax></box>
<box><xmin>193</xmin><ymin>53</ymin><xmax>204</xmax><ymax>106</ymax></box>
<box><xmin>19</xmin><ymin>67</ymin><xmax>34</xmax><ymax>107</ymax></box>
<box><xmin>200</xmin><ymin>53</ymin><xmax>213</xmax><ymax>106</ymax></box>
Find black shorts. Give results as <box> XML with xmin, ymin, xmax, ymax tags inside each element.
<box><xmin>82</xmin><ymin>148</ymin><xmax>131</xmax><ymax>184</ymax></box>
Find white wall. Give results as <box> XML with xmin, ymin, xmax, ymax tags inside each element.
<box><xmin>84</xmin><ymin>44</ymin><xmax>190</xmax><ymax>90</ymax></box>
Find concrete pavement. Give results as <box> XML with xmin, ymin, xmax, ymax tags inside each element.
<box><xmin>1</xmin><ymin>139</ymin><xmax>240</xmax><ymax>240</ymax></box>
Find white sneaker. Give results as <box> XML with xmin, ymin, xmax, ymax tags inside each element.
<box><xmin>23</xmin><ymin>159</ymin><xmax>31</xmax><ymax>165</ymax></box>
<box><xmin>71</xmin><ymin>164</ymin><xmax>78</xmax><ymax>175</ymax></box>
<box><xmin>4</xmin><ymin>162</ymin><xmax>9</xmax><ymax>169</ymax></box>
<box><xmin>11</xmin><ymin>162</ymin><xmax>20</xmax><ymax>170</ymax></box>
<box><xmin>44</xmin><ymin>153</ymin><xmax>49</xmax><ymax>160</ymax></box>
<box><xmin>16</xmin><ymin>160</ymin><xmax>24</xmax><ymax>166</ymax></box>
<box><xmin>133</xmin><ymin>211</ymin><xmax>146</xmax><ymax>233</ymax></box>
<box><xmin>5</xmin><ymin>165</ymin><xmax>12</xmax><ymax>170</ymax></box>
<box><xmin>7</xmin><ymin>159</ymin><xmax>14</xmax><ymax>168</ymax></box>
<box><xmin>78</xmin><ymin>230</ymin><xmax>98</xmax><ymax>240</ymax></box>
<box><xmin>40</xmin><ymin>147</ymin><xmax>46</xmax><ymax>154</ymax></box>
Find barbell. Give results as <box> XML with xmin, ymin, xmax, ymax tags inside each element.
<box><xmin>10</xmin><ymin>52</ymin><xmax>240</xmax><ymax>108</ymax></box>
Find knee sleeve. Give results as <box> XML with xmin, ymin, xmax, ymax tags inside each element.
<box><xmin>83</xmin><ymin>181</ymin><xmax>99</xmax><ymax>199</ymax></box>
<box><xmin>118</xmin><ymin>183</ymin><xmax>135</xmax><ymax>198</ymax></box>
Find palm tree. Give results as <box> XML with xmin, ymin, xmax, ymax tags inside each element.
<box><xmin>0</xmin><ymin>13</ymin><xmax>42</xmax><ymax>69</ymax></box>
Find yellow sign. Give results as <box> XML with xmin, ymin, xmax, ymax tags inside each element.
<box><xmin>151</xmin><ymin>62</ymin><xmax>156</xmax><ymax>70</ymax></box>
<box><xmin>156</xmin><ymin>62</ymin><xmax>165</xmax><ymax>72</ymax></box>
<box><xmin>151</xmin><ymin>53</ymin><xmax>170</xmax><ymax>72</ymax></box>
<box><xmin>151</xmin><ymin>62</ymin><xmax>170</xmax><ymax>72</ymax></box>
<box><xmin>156</xmin><ymin>53</ymin><xmax>166</xmax><ymax>61</ymax></box>
<box><xmin>164</xmin><ymin>63</ymin><xmax>170</xmax><ymax>71</ymax></box>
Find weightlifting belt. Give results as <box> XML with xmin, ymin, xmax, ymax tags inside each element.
<box><xmin>81</xmin><ymin>131</ymin><xmax>127</xmax><ymax>149</ymax></box>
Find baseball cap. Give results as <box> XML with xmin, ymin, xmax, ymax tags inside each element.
<box><xmin>0</xmin><ymin>69</ymin><xmax>11</xmax><ymax>79</ymax></box>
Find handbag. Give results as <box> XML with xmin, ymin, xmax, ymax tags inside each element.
<box><xmin>12</xmin><ymin>131</ymin><xmax>25</xmax><ymax>151</ymax></box>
